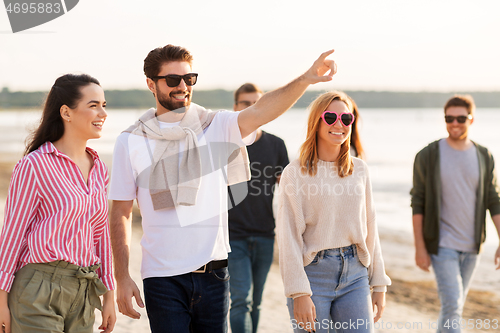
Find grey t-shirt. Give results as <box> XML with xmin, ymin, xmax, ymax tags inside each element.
<box><xmin>439</xmin><ymin>139</ymin><xmax>479</xmax><ymax>252</ymax></box>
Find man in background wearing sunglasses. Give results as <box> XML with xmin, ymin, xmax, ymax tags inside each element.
<box><xmin>411</xmin><ymin>95</ymin><xmax>500</xmax><ymax>332</ymax></box>
<box><xmin>227</xmin><ymin>83</ymin><xmax>289</xmax><ymax>333</ymax></box>
<box><xmin>108</xmin><ymin>44</ymin><xmax>336</xmax><ymax>333</ymax></box>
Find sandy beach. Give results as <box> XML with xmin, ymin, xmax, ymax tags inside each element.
<box><xmin>0</xmin><ymin>157</ymin><xmax>499</xmax><ymax>333</ymax></box>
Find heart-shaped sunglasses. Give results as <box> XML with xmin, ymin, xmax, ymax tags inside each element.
<box><xmin>321</xmin><ymin>111</ymin><xmax>355</xmax><ymax>127</ymax></box>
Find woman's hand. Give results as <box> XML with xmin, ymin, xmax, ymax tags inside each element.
<box><xmin>372</xmin><ymin>291</ymin><xmax>386</xmax><ymax>322</ymax></box>
<box><xmin>0</xmin><ymin>290</ymin><xmax>10</xmax><ymax>333</ymax></box>
<box><xmin>99</xmin><ymin>290</ymin><xmax>116</xmax><ymax>333</ymax></box>
<box><xmin>293</xmin><ymin>295</ymin><xmax>317</xmax><ymax>332</ymax></box>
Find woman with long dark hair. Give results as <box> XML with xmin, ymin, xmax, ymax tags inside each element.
<box><xmin>0</xmin><ymin>74</ymin><xmax>115</xmax><ymax>333</ymax></box>
<box><xmin>277</xmin><ymin>91</ymin><xmax>390</xmax><ymax>333</ymax></box>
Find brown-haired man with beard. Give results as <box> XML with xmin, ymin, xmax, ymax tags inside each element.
<box><xmin>411</xmin><ymin>95</ymin><xmax>500</xmax><ymax>333</ymax></box>
<box><xmin>108</xmin><ymin>44</ymin><xmax>337</xmax><ymax>333</ymax></box>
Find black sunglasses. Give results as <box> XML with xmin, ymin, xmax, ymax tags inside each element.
<box><xmin>236</xmin><ymin>100</ymin><xmax>255</xmax><ymax>108</ymax></box>
<box><xmin>151</xmin><ymin>73</ymin><xmax>198</xmax><ymax>87</ymax></box>
<box><xmin>444</xmin><ymin>115</ymin><xmax>472</xmax><ymax>123</ymax></box>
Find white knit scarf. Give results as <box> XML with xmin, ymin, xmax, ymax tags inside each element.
<box><xmin>124</xmin><ymin>103</ymin><xmax>250</xmax><ymax>210</ymax></box>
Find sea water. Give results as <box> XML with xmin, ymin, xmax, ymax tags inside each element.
<box><xmin>1</xmin><ymin>108</ymin><xmax>500</xmax><ymax>245</ymax></box>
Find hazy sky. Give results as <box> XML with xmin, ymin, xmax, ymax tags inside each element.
<box><xmin>1</xmin><ymin>0</ymin><xmax>499</xmax><ymax>92</ymax></box>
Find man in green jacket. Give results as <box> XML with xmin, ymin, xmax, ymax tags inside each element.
<box><xmin>411</xmin><ymin>95</ymin><xmax>500</xmax><ymax>333</ymax></box>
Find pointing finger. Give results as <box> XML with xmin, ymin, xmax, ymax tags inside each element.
<box><xmin>318</xmin><ymin>49</ymin><xmax>335</xmax><ymax>61</ymax></box>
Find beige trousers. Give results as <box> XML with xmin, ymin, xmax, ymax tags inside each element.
<box><xmin>8</xmin><ymin>261</ymin><xmax>107</xmax><ymax>333</ymax></box>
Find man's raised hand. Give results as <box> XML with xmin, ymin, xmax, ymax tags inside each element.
<box><xmin>302</xmin><ymin>49</ymin><xmax>337</xmax><ymax>84</ymax></box>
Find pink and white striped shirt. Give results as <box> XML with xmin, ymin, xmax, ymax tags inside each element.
<box><xmin>0</xmin><ymin>142</ymin><xmax>114</xmax><ymax>292</ymax></box>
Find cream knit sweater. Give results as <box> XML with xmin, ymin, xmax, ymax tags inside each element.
<box><xmin>276</xmin><ymin>158</ymin><xmax>391</xmax><ymax>298</ymax></box>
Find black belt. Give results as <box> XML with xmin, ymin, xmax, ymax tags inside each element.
<box><xmin>193</xmin><ymin>259</ymin><xmax>228</xmax><ymax>273</ymax></box>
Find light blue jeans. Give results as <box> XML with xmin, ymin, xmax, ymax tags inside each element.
<box><xmin>430</xmin><ymin>247</ymin><xmax>480</xmax><ymax>333</ymax></box>
<box><xmin>287</xmin><ymin>245</ymin><xmax>374</xmax><ymax>333</ymax></box>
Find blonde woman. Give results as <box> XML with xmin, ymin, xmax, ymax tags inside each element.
<box><xmin>277</xmin><ymin>91</ymin><xmax>390</xmax><ymax>333</ymax></box>
<box><xmin>349</xmin><ymin>98</ymin><xmax>364</xmax><ymax>160</ymax></box>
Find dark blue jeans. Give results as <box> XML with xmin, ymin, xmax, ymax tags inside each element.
<box><xmin>143</xmin><ymin>268</ymin><xmax>230</xmax><ymax>333</ymax></box>
<box><xmin>228</xmin><ymin>237</ymin><xmax>274</xmax><ymax>333</ymax></box>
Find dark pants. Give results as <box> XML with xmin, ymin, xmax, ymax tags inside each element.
<box><xmin>143</xmin><ymin>267</ymin><xmax>230</xmax><ymax>333</ymax></box>
<box><xmin>228</xmin><ymin>237</ymin><xmax>274</xmax><ymax>333</ymax></box>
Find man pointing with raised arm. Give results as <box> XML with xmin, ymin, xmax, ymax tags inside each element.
<box><xmin>108</xmin><ymin>44</ymin><xmax>336</xmax><ymax>333</ymax></box>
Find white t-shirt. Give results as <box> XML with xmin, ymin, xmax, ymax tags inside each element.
<box><xmin>109</xmin><ymin>111</ymin><xmax>254</xmax><ymax>279</ymax></box>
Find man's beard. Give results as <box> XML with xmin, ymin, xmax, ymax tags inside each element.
<box><xmin>157</xmin><ymin>88</ymin><xmax>191</xmax><ymax>113</ymax></box>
